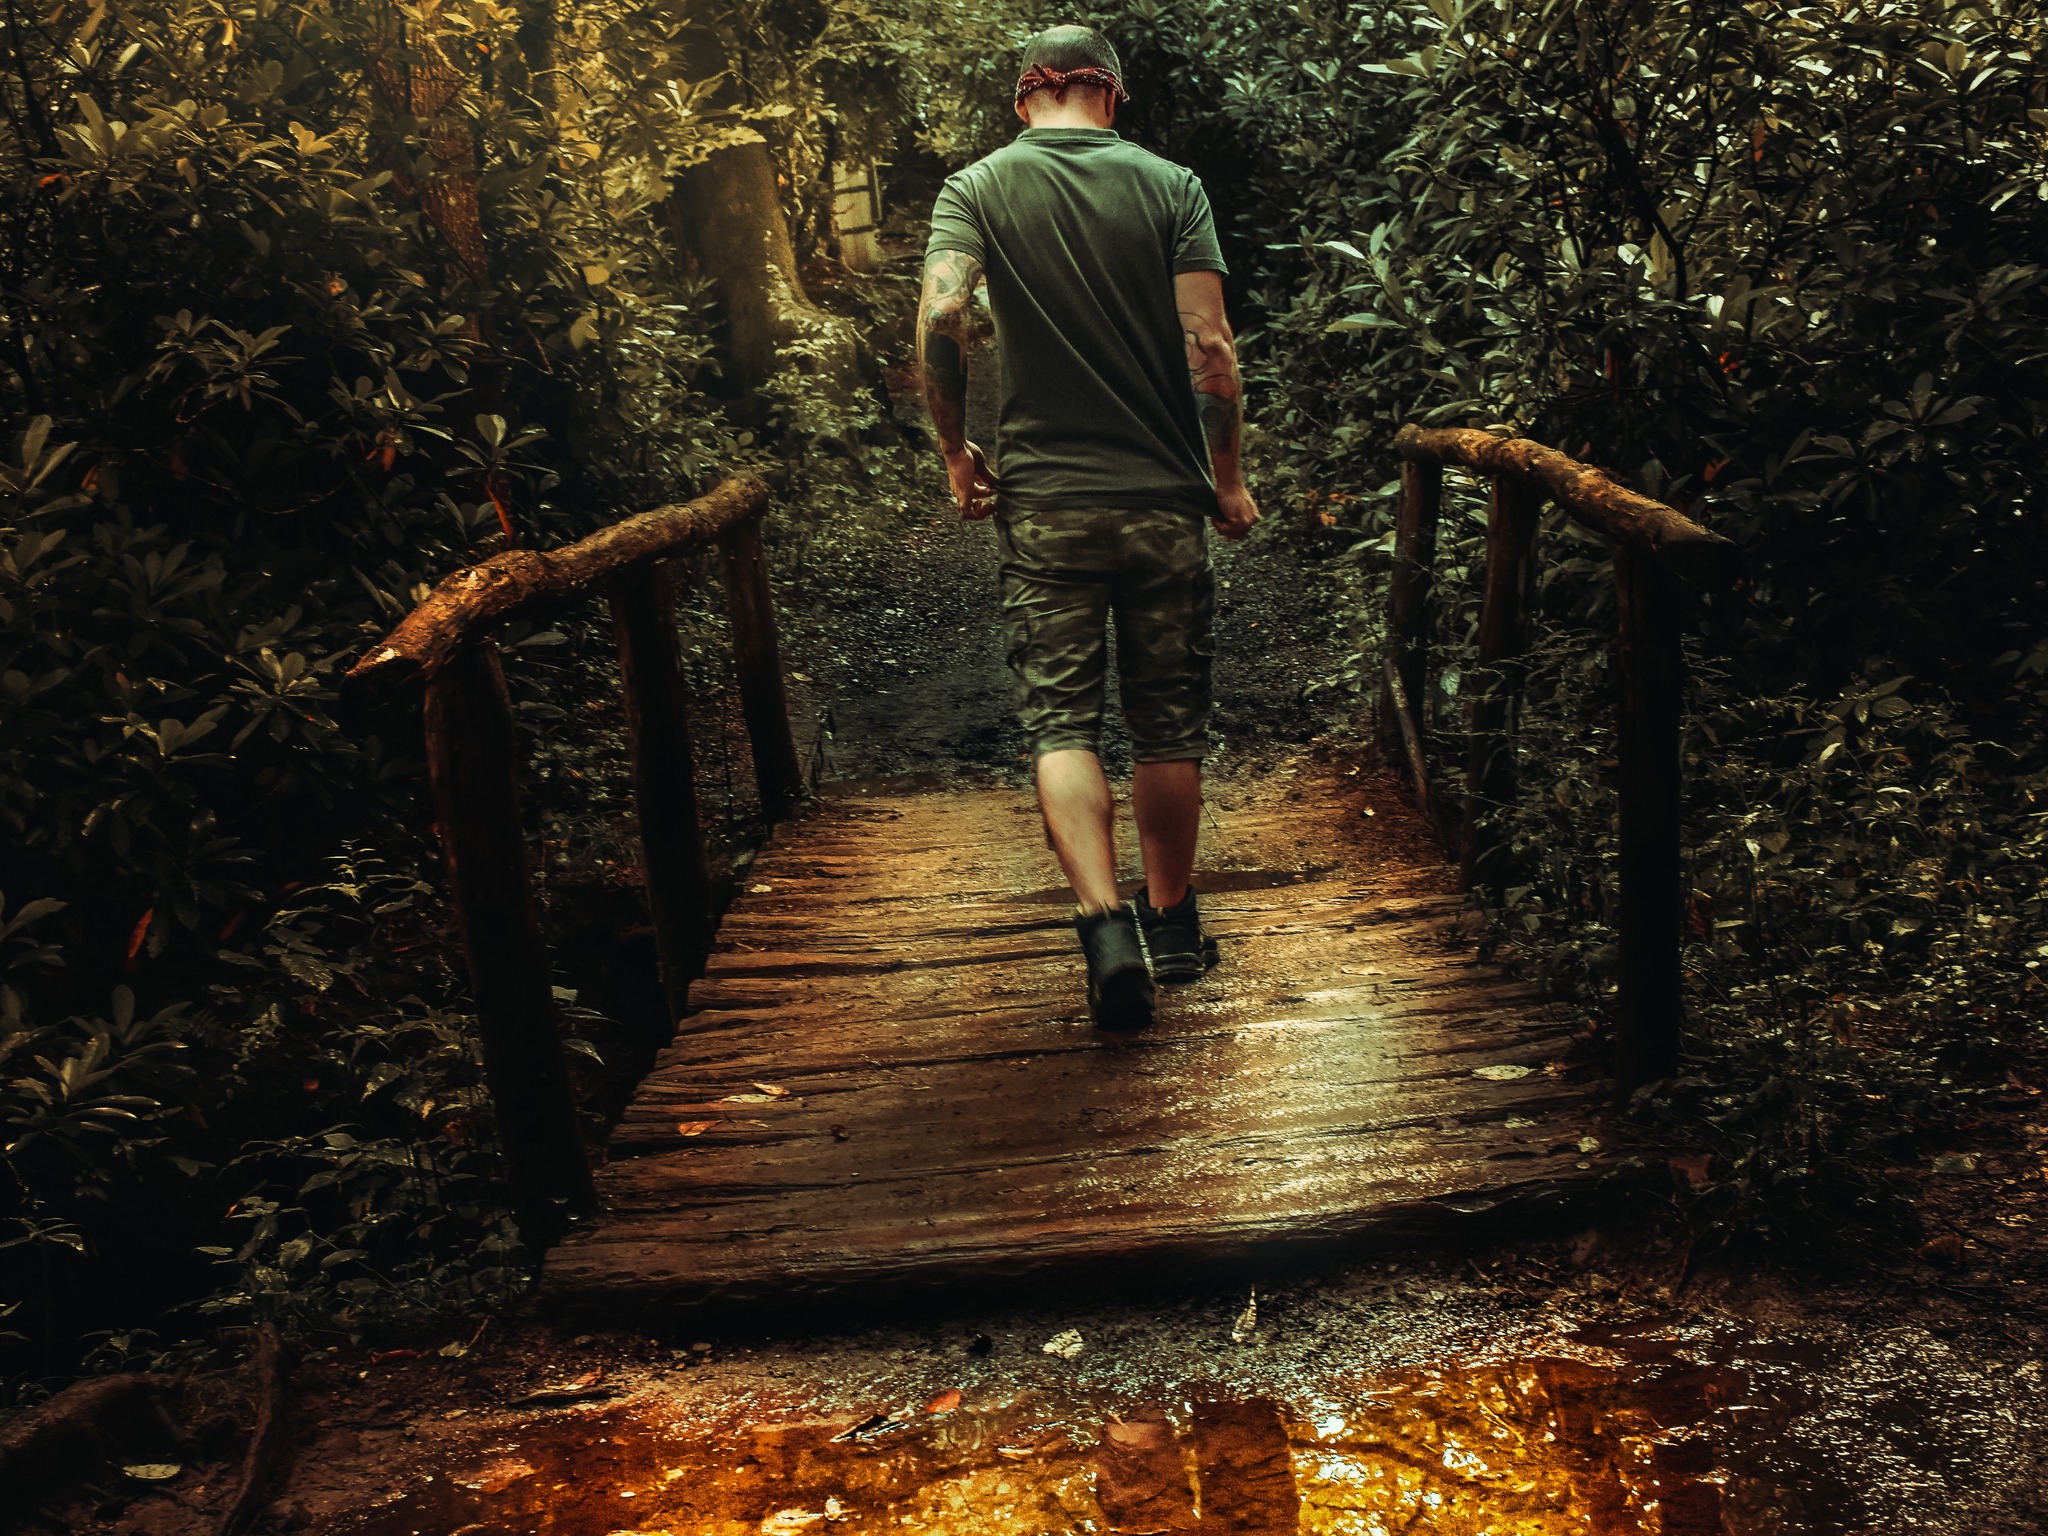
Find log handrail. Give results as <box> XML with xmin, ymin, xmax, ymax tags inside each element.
<box><xmin>1392</xmin><ymin>425</ymin><xmax>1743</xmax><ymax>588</ymax></box>
<box><xmin>348</xmin><ymin>473</ymin><xmax>802</xmax><ymax>1235</ymax></box>
<box><xmin>1380</xmin><ymin>426</ymin><xmax>1742</xmax><ymax>1093</ymax></box>
<box><xmin>349</xmin><ymin>474</ymin><xmax>775</xmax><ymax>689</ymax></box>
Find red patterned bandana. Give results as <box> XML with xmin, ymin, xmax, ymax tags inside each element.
<box><xmin>1015</xmin><ymin>64</ymin><xmax>1129</xmax><ymax>108</ymax></box>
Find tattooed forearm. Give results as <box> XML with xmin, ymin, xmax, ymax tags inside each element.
<box><xmin>1182</xmin><ymin>310</ymin><xmax>1245</xmax><ymax>485</ymax></box>
<box><xmin>1192</xmin><ymin>360</ymin><xmax>1241</xmax><ymax>457</ymax></box>
<box><xmin>918</xmin><ymin>248</ymin><xmax>983</xmax><ymax>454</ymax></box>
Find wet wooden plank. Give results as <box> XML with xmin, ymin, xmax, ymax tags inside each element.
<box><xmin>543</xmin><ymin>762</ymin><xmax>1610</xmax><ymax>1314</ymax></box>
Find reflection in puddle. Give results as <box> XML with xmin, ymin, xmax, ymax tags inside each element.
<box><xmin>347</xmin><ymin>1323</ymin><xmax>1920</xmax><ymax>1534</ymax></box>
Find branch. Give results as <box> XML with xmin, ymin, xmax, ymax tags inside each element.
<box><xmin>215</xmin><ymin>1325</ymin><xmax>288</xmax><ymax>1536</ymax></box>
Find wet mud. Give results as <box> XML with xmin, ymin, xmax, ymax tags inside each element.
<box><xmin>305</xmin><ymin>1313</ymin><xmax>2038</xmax><ymax>1535</ymax></box>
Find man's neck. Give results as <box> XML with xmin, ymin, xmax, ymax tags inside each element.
<box><xmin>1023</xmin><ymin>100</ymin><xmax>1114</xmax><ymax>132</ymax></box>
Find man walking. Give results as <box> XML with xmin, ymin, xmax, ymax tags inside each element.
<box><xmin>917</xmin><ymin>24</ymin><xmax>1259</xmax><ymax>1030</ymax></box>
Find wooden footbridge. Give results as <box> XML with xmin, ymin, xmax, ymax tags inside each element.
<box><xmin>345</xmin><ymin>431</ymin><xmax>1737</xmax><ymax>1314</ymax></box>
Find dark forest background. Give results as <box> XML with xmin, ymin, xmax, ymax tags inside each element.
<box><xmin>2</xmin><ymin>0</ymin><xmax>2043</xmax><ymax>1399</ymax></box>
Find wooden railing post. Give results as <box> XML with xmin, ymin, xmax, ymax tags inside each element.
<box><xmin>611</xmin><ymin>562</ymin><xmax>714</xmax><ymax>1028</ymax></box>
<box><xmin>424</xmin><ymin>641</ymin><xmax>595</xmax><ymax>1232</ymax></box>
<box><xmin>1613</xmin><ymin>543</ymin><xmax>1686</xmax><ymax>1088</ymax></box>
<box><xmin>1380</xmin><ymin>458</ymin><xmax>1442</xmax><ymax>774</ymax></box>
<box><xmin>1382</xmin><ymin>424</ymin><xmax>1735</xmax><ymax>1093</ymax></box>
<box><xmin>719</xmin><ymin>513</ymin><xmax>804</xmax><ymax>822</ymax></box>
<box><xmin>1461</xmin><ymin>475</ymin><xmax>1543</xmax><ymax>890</ymax></box>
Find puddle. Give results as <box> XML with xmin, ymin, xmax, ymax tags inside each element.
<box><xmin>336</xmin><ymin>1318</ymin><xmax>2012</xmax><ymax>1535</ymax></box>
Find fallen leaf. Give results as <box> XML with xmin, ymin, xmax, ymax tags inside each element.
<box><xmin>124</xmin><ymin>907</ymin><xmax>154</xmax><ymax>971</ymax></box>
<box><xmin>677</xmin><ymin>1120</ymin><xmax>723</xmax><ymax>1137</ymax></box>
<box><xmin>1669</xmin><ymin>1152</ymin><xmax>1714</xmax><ymax>1189</ymax></box>
<box><xmin>831</xmin><ymin>1412</ymin><xmax>892</xmax><ymax>1442</ymax></box>
<box><xmin>748</xmin><ymin>883</ymin><xmax>774</xmax><ymax>894</ymax></box>
<box><xmin>1930</xmin><ymin>1152</ymin><xmax>1979</xmax><ymax>1175</ymax></box>
<box><xmin>925</xmin><ymin>1389</ymin><xmax>962</xmax><ymax>1414</ymax></box>
<box><xmin>1473</xmin><ymin>1064</ymin><xmax>1534</xmax><ymax>1081</ymax></box>
<box><xmin>1231</xmin><ymin>1287</ymin><xmax>1258</xmax><ymax>1343</ymax></box>
<box><xmin>1041</xmin><ymin>1328</ymin><xmax>1084</xmax><ymax>1360</ymax></box>
<box><xmin>720</xmin><ymin>1093</ymin><xmax>778</xmax><ymax>1104</ymax></box>
<box><xmin>121</xmin><ymin>1464</ymin><xmax>183</xmax><ymax>1481</ymax></box>
<box><xmin>1576</xmin><ymin>1136</ymin><xmax>1601</xmax><ymax>1154</ymax></box>
<box><xmin>1915</xmin><ymin>1233</ymin><xmax>1966</xmax><ymax>1267</ymax></box>
<box><xmin>750</xmin><ymin>1082</ymin><xmax>792</xmax><ymax>1098</ymax></box>
<box><xmin>369</xmin><ymin>1348</ymin><xmax>419</xmax><ymax>1366</ymax></box>
<box><xmin>511</xmin><ymin>1367</ymin><xmax>613</xmax><ymax>1406</ymax></box>
<box><xmin>454</xmin><ymin>1456</ymin><xmax>539</xmax><ymax>1493</ymax></box>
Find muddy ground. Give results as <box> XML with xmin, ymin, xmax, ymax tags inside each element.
<box><xmin>16</xmin><ymin>245</ymin><xmax>2048</xmax><ymax>1536</ymax></box>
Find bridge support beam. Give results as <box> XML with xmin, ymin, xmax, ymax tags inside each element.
<box><xmin>1381</xmin><ymin>459</ymin><xmax>1443</xmax><ymax>830</ymax></box>
<box><xmin>1614</xmin><ymin>544</ymin><xmax>1686</xmax><ymax>1089</ymax></box>
<box><xmin>1461</xmin><ymin>476</ymin><xmax>1542</xmax><ymax>891</ymax></box>
<box><xmin>425</xmin><ymin>641</ymin><xmax>596</xmax><ymax>1236</ymax></box>
<box><xmin>720</xmin><ymin>517</ymin><xmax>805</xmax><ymax>822</ymax></box>
<box><xmin>612</xmin><ymin>561</ymin><xmax>715</xmax><ymax>1029</ymax></box>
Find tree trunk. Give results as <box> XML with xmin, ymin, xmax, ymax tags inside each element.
<box><xmin>663</xmin><ymin>142</ymin><xmax>858</xmax><ymax>405</ymax></box>
<box><xmin>506</xmin><ymin>0</ymin><xmax>556</xmax><ymax>110</ymax></box>
<box><xmin>660</xmin><ymin>30</ymin><xmax>859</xmax><ymax>409</ymax></box>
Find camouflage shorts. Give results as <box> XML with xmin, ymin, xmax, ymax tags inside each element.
<box><xmin>995</xmin><ymin>505</ymin><xmax>1214</xmax><ymax>763</ymax></box>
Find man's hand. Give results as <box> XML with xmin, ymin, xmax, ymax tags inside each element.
<box><xmin>946</xmin><ymin>441</ymin><xmax>997</xmax><ymax>519</ymax></box>
<box><xmin>1213</xmin><ymin>485</ymin><xmax>1260</xmax><ymax>542</ymax></box>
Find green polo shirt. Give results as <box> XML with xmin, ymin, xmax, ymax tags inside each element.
<box><xmin>926</xmin><ymin>127</ymin><xmax>1227</xmax><ymax>519</ymax></box>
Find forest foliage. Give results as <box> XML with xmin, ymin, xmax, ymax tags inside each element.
<box><xmin>1101</xmin><ymin>0</ymin><xmax>2048</xmax><ymax>1247</ymax></box>
<box><xmin>2</xmin><ymin>0</ymin><xmax>2045</xmax><ymax>1397</ymax></box>
<box><xmin>0</xmin><ymin>0</ymin><xmax>949</xmax><ymax>1393</ymax></box>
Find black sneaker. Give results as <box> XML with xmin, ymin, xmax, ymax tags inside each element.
<box><xmin>1074</xmin><ymin>904</ymin><xmax>1155</xmax><ymax>1031</ymax></box>
<box><xmin>1134</xmin><ymin>886</ymin><xmax>1219</xmax><ymax>985</ymax></box>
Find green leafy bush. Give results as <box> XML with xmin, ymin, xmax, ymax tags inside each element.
<box><xmin>1080</xmin><ymin>0</ymin><xmax>2048</xmax><ymax>1245</ymax></box>
<box><xmin>0</xmin><ymin>0</ymin><xmax>753</xmax><ymax>1389</ymax></box>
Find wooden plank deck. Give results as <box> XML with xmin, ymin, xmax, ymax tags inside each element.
<box><xmin>541</xmin><ymin>761</ymin><xmax>1612</xmax><ymax>1313</ymax></box>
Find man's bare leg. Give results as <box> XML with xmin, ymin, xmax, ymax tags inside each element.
<box><xmin>1132</xmin><ymin>760</ymin><xmax>1200</xmax><ymax>908</ymax></box>
<box><xmin>1036</xmin><ymin>748</ymin><xmax>1122</xmax><ymax>912</ymax></box>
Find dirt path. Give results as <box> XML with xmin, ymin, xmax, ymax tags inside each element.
<box><xmin>777</xmin><ymin>317</ymin><xmax>1350</xmax><ymax>787</ymax></box>
<box><xmin>785</xmin><ymin>498</ymin><xmax>1345</xmax><ymax>786</ymax></box>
